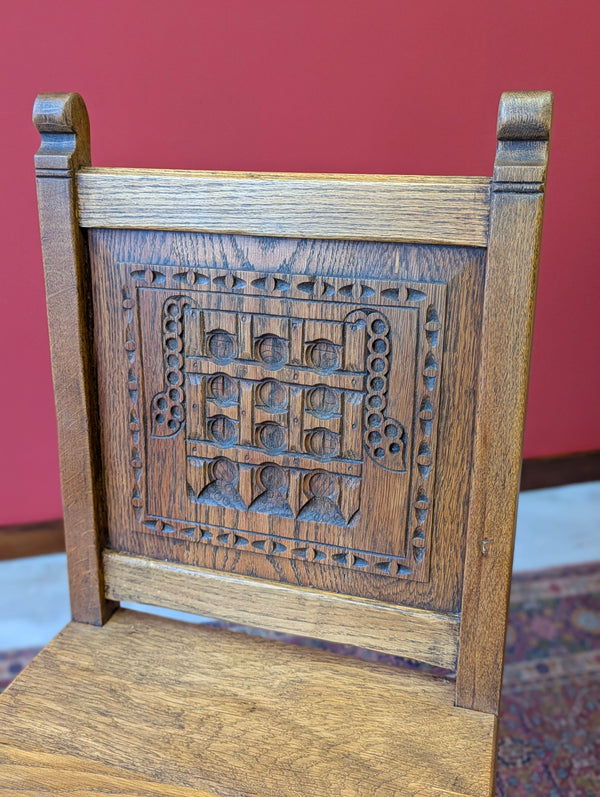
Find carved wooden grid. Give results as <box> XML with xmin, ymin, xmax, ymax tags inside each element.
<box><xmin>122</xmin><ymin>264</ymin><xmax>446</xmax><ymax>582</ymax></box>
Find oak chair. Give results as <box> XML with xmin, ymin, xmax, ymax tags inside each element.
<box><xmin>0</xmin><ymin>90</ymin><xmax>552</xmax><ymax>795</ymax></box>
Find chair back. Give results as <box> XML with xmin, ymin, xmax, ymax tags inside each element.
<box><xmin>33</xmin><ymin>90</ymin><xmax>552</xmax><ymax>714</ymax></box>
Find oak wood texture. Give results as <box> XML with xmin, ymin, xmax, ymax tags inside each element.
<box><xmin>5</xmin><ymin>442</ymin><xmax>593</xmax><ymax>563</ymax></box>
<box><xmin>77</xmin><ymin>168</ymin><xmax>491</xmax><ymax>247</ymax></box>
<box><xmin>32</xmin><ymin>93</ymin><xmax>117</xmax><ymax>625</ymax></box>
<box><xmin>0</xmin><ymin>519</ymin><xmax>63</xmax><ymax>561</ymax></box>
<box><xmin>0</xmin><ymin>609</ymin><xmax>497</xmax><ymax>796</ymax></box>
<box><xmin>104</xmin><ymin>551</ymin><xmax>459</xmax><ymax>668</ymax></box>
<box><xmin>457</xmin><ymin>91</ymin><xmax>553</xmax><ymax>713</ymax></box>
<box><xmin>19</xmin><ymin>91</ymin><xmax>553</xmax><ymax>793</ymax></box>
<box><xmin>91</xmin><ymin>229</ymin><xmax>485</xmax><ymax>613</ymax></box>
<box><xmin>6</xmin><ymin>435</ymin><xmax>594</xmax><ymax>562</ymax></box>
<box><xmin>0</xmin><ymin>746</ymin><xmax>215</xmax><ymax>797</ymax></box>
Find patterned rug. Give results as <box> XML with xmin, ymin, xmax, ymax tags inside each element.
<box><xmin>2</xmin><ymin>562</ymin><xmax>599</xmax><ymax>795</ymax></box>
<box><xmin>497</xmin><ymin>563</ymin><xmax>600</xmax><ymax>796</ymax></box>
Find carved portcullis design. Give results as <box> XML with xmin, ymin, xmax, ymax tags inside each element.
<box><xmin>122</xmin><ymin>264</ymin><xmax>446</xmax><ymax>582</ymax></box>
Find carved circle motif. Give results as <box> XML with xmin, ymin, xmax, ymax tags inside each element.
<box><xmin>256</xmin><ymin>334</ymin><xmax>288</xmax><ymax>369</ymax></box>
<box><xmin>305</xmin><ymin>428</ymin><xmax>339</xmax><ymax>460</ymax></box>
<box><xmin>307</xmin><ymin>385</ymin><xmax>339</xmax><ymax>419</ymax></box>
<box><xmin>210</xmin><ymin>457</ymin><xmax>239</xmax><ymax>485</ymax></box>
<box><xmin>308</xmin><ymin>470</ymin><xmax>336</xmax><ymax>499</ymax></box>
<box><xmin>258</xmin><ymin>463</ymin><xmax>287</xmax><ymax>493</ymax></box>
<box><xmin>207</xmin><ymin>373</ymin><xmax>237</xmax><ymax>406</ymax></box>
<box><xmin>305</xmin><ymin>339</ymin><xmax>341</xmax><ymax>374</ymax></box>
<box><xmin>207</xmin><ymin>414</ymin><xmax>237</xmax><ymax>447</ymax></box>
<box><xmin>207</xmin><ymin>330</ymin><xmax>237</xmax><ymax>363</ymax></box>
<box><xmin>151</xmin><ymin>297</ymin><xmax>187</xmax><ymax>436</ymax></box>
<box><xmin>257</xmin><ymin>379</ymin><xmax>287</xmax><ymax>412</ymax></box>
<box><xmin>257</xmin><ymin>421</ymin><xmax>287</xmax><ymax>453</ymax></box>
<box><xmin>130</xmin><ymin>272</ymin><xmax>446</xmax><ymax>582</ymax></box>
<box><xmin>360</xmin><ymin>311</ymin><xmax>405</xmax><ymax>467</ymax></box>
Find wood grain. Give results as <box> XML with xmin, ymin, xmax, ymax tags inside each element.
<box><xmin>91</xmin><ymin>229</ymin><xmax>485</xmax><ymax>613</ymax></box>
<box><xmin>0</xmin><ymin>747</ymin><xmax>484</xmax><ymax>797</ymax></box>
<box><xmin>9</xmin><ymin>436</ymin><xmax>592</xmax><ymax>563</ymax></box>
<box><xmin>456</xmin><ymin>91</ymin><xmax>553</xmax><ymax>714</ymax></box>
<box><xmin>0</xmin><ymin>746</ymin><xmax>214</xmax><ymax>797</ymax></box>
<box><xmin>104</xmin><ymin>552</ymin><xmax>459</xmax><ymax>668</ymax></box>
<box><xmin>77</xmin><ymin>168</ymin><xmax>491</xmax><ymax>247</ymax></box>
<box><xmin>23</xmin><ymin>91</ymin><xmax>553</xmax><ymax>789</ymax></box>
<box><xmin>0</xmin><ymin>609</ymin><xmax>496</xmax><ymax>796</ymax></box>
<box><xmin>32</xmin><ymin>93</ymin><xmax>117</xmax><ymax>625</ymax></box>
<box><xmin>2</xmin><ymin>441</ymin><xmax>590</xmax><ymax>564</ymax></box>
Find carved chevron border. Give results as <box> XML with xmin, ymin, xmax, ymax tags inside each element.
<box><xmin>128</xmin><ymin>264</ymin><xmax>442</xmax><ymax>307</ymax></box>
<box><xmin>142</xmin><ymin>515</ymin><xmax>413</xmax><ymax>577</ymax></box>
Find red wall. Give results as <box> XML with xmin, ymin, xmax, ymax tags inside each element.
<box><xmin>1</xmin><ymin>1</ymin><xmax>599</xmax><ymax>525</ymax></box>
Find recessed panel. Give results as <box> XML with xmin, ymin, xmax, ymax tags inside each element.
<box><xmin>122</xmin><ymin>266</ymin><xmax>446</xmax><ymax>583</ymax></box>
<box><xmin>91</xmin><ymin>230</ymin><xmax>485</xmax><ymax>609</ymax></box>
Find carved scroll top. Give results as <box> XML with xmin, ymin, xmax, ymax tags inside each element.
<box><xmin>33</xmin><ymin>92</ymin><xmax>91</xmax><ymax>176</ymax></box>
<box><xmin>497</xmin><ymin>91</ymin><xmax>553</xmax><ymax>141</ymax></box>
<box><xmin>494</xmin><ymin>91</ymin><xmax>553</xmax><ymax>191</ymax></box>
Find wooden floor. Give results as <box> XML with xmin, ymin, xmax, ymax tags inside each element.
<box><xmin>0</xmin><ymin>609</ymin><xmax>496</xmax><ymax>796</ymax></box>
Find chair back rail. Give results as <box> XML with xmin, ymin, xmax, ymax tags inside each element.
<box><xmin>76</xmin><ymin>168</ymin><xmax>491</xmax><ymax>247</ymax></box>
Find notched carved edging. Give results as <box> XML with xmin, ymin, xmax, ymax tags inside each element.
<box><xmin>134</xmin><ymin>265</ymin><xmax>445</xmax><ymax>306</ymax></box>
<box><xmin>410</xmin><ymin>299</ymin><xmax>445</xmax><ymax>567</ymax></box>
<box><xmin>122</xmin><ymin>287</ymin><xmax>144</xmax><ymax>523</ymax></box>
<box><xmin>140</xmin><ymin>514</ymin><xmax>415</xmax><ymax>578</ymax></box>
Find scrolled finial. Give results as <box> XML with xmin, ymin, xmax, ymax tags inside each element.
<box><xmin>494</xmin><ymin>91</ymin><xmax>553</xmax><ymax>191</ymax></box>
<box><xmin>497</xmin><ymin>91</ymin><xmax>553</xmax><ymax>141</ymax></box>
<box><xmin>33</xmin><ymin>92</ymin><xmax>91</xmax><ymax>176</ymax></box>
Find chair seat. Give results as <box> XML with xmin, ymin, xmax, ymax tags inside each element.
<box><xmin>0</xmin><ymin>609</ymin><xmax>496</xmax><ymax>796</ymax></box>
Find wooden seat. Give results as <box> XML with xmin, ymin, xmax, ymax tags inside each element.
<box><xmin>0</xmin><ymin>609</ymin><xmax>495</xmax><ymax>796</ymax></box>
<box><xmin>0</xmin><ymin>90</ymin><xmax>552</xmax><ymax>795</ymax></box>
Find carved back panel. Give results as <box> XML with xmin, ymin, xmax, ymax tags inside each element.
<box><xmin>34</xmin><ymin>91</ymin><xmax>552</xmax><ymax>712</ymax></box>
<box><xmin>91</xmin><ymin>233</ymin><xmax>484</xmax><ymax>610</ymax></box>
